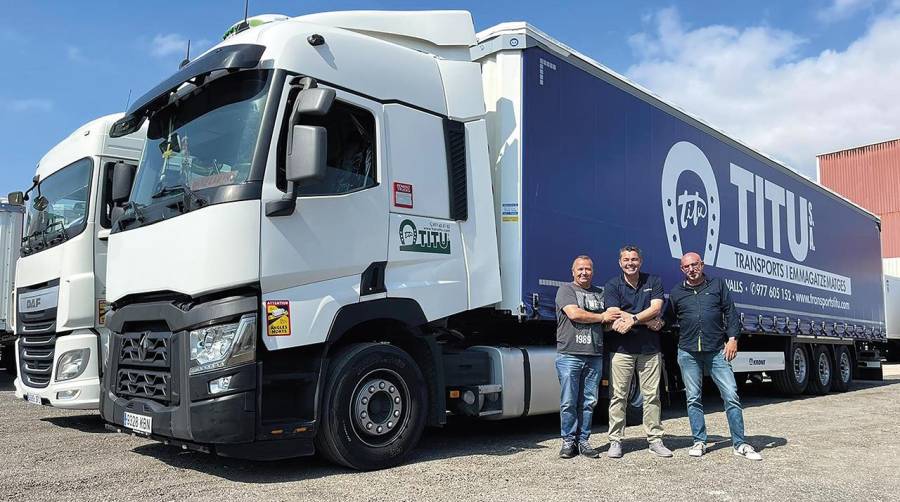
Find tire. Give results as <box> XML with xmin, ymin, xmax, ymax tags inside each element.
<box><xmin>831</xmin><ymin>345</ymin><xmax>853</xmax><ymax>393</ymax></box>
<box><xmin>315</xmin><ymin>343</ymin><xmax>427</xmax><ymax>470</ymax></box>
<box><xmin>625</xmin><ymin>372</ymin><xmax>643</xmax><ymax>426</ymax></box>
<box><xmin>806</xmin><ymin>345</ymin><xmax>833</xmax><ymax>395</ymax></box>
<box><xmin>773</xmin><ymin>343</ymin><xmax>810</xmax><ymax>395</ymax></box>
<box><xmin>1</xmin><ymin>344</ymin><xmax>15</xmax><ymax>375</ymax></box>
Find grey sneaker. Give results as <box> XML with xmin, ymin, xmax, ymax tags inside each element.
<box><xmin>607</xmin><ymin>441</ymin><xmax>623</xmax><ymax>459</ymax></box>
<box><xmin>578</xmin><ymin>441</ymin><xmax>600</xmax><ymax>458</ymax></box>
<box><xmin>648</xmin><ymin>441</ymin><xmax>673</xmax><ymax>457</ymax></box>
<box><xmin>734</xmin><ymin>443</ymin><xmax>762</xmax><ymax>461</ymax></box>
<box><xmin>559</xmin><ymin>441</ymin><xmax>577</xmax><ymax>459</ymax></box>
<box><xmin>688</xmin><ymin>442</ymin><xmax>706</xmax><ymax>457</ymax></box>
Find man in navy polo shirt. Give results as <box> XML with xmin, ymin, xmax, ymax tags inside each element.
<box><xmin>603</xmin><ymin>246</ymin><xmax>673</xmax><ymax>458</ymax></box>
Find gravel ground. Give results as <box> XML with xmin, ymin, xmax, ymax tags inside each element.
<box><xmin>2</xmin><ymin>364</ymin><xmax>899</xmax><ymax>502</ymax></box>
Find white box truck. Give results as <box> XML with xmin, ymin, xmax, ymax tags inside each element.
<box><xmin>12</xmin><ymin>114</ymin><xmax>144</xmax><ymax>409</ymax></box>
<box><xmin>100</xmin><ymin>11</ymin><xmax>885</xmax><ymax>469</ymax></box>
<box><xmin>0</xmin><ymin>199</ymin><xmax>25</xmax><ymax>373</ymax></box>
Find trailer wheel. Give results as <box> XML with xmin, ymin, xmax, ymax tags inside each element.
<box><xmin>315</xmin><ymin>343</ymin><xmax>426</xmax><ymax>470</ymax></box>
<box><xmin>831</xmin><ymin>345</ymin><xmax>853</xmax><ymax>393</ymax></box>
<box><xmin>806</xmin><ymin>345</ymin><xmax>833</xmax><ymax>395</ymax></box>
<box><xmin>773</xmin><ymin>343</ymin><xmax>810</xmax><ymax>395</ymax></box>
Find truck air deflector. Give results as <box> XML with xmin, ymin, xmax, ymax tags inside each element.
<box><xmin>110</xmin><ymin>44</ymin><xmax>267</xmax><ymax>137</ymax></box>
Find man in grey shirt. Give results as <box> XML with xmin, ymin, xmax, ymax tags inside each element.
<box><xmin>555</xmin><ymin>255</ymin><xmax>619</xmax><ymax>458</ymax></box>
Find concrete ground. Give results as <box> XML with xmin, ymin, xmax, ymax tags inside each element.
<box><xmin>1</xmin><ymin>364</ymin><xmax>898</xmax><ymax>501</ymax></box>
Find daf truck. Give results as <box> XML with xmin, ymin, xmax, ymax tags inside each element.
<box><xmin>13</xmin><ymin>114</ymin><xmax>145</xmax><ymax>409</ymax></box>
<box><xmin>100</xmin><ymin>11</ymin><xmax>885</xmax><ymax>469</ymax></box>
<box><xmin>0</xmin><ymin>199</ymin><xmax>25</xmax><ymax>373</ymax></box>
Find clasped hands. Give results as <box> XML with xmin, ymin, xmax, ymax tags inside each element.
<box><xmin>605</xmin><ymin>307</ymin><xmax>665</xmax><ymax>334</ymax></box>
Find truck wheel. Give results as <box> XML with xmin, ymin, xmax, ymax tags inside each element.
<box><xmin>773</xmin><ymin>343</ymin><xmax>809</xmax><ymax>395</ymax></box>
<box><xmin>831</xmin><ymin>345</ymin><xmax>853</xmax><ymax>393</ymax></box>
<box><xmin>1</xmin><ymin>344</ymin><xmax>15</xmax><ymax>375</ymax></box>
<box><xmin>315</xmin><ymin>343</ymin><xmax>427</xmax><ymax>470</ymax></box>
<box><xmin>625</xmin><ymin>373</ymin><xmax>643</xmax><ymax>426</ymax></box>
<box><xmin>806</xmin><ymin>345</ymin><xmax>833</xmax><ymax>395</ymax></box>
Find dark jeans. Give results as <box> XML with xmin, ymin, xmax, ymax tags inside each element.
<box><xmin>676</xmin><ymin>348</ymin><xmax>746</xmax><ymax>448</ymax></box>
<box><xmin>556</xmin><ymin>353</ymin><xmax>603</xmax><ymax>443</ymax></box>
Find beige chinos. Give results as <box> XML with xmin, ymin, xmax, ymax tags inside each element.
<box><xmin>607</xmin><ymin>351</ymin><xmax>664</xmax><ymax>443</ymax></box>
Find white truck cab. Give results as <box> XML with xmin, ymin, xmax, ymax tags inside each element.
<box><xmin>14</xmin><ymin>114</ymin><xmax>145</xmax><ymax>409</ymax></box>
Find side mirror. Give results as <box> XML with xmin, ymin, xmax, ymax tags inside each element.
<box><xmin>293</xmin><ymin>87</ymin><xmax>335</xmax><ymax>118</ymax></box>
<box><xmin>111</xmin><ymin>162</ymin><xmax>137</xmax><ymax>203</ymax></box>
<box><xmin>6</xmin><ymin>191</ymin><xmax>24</xmax><ymax>205</ymax></box>
<box><xmin>286</xmin><ymin>125</ymin><xmax>327</xmax><ymax>183</ymax></box>
<box><xmin>32</xmin><ymin>195</ymin><xmax>49</xmax><ymax>211</ymax></box>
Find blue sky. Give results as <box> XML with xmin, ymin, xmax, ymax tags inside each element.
<box><xmin>2</xmin><ymin>0</ymin><xmax>899</xmax><ymax>193</ymax></box>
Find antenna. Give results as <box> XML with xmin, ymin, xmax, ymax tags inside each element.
<box><xmin>124</xmin><ymin>89</ymin><xmax>132</xmax><ymax>112</ymax></box>
<box><xmin>179</xmin><ymin>40</ymin><xmax>191</xmax><ymax>69</ymax></box>
<box><xmin>234</xmin><ymin>0</ymin><xmax>251</xmax><ymax>35</ymax></box>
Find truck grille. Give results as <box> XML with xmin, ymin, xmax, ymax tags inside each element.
<box><xmin>115</xmin><ymin>330</ymin><xmax>174</xmax><ymax>405</ymax></box>
<box><xmin>18</xmin><ymin>334</ymin><xmax>56</xmax><ymax>389</ymax></box>
<box><xmin>116</xmin><ymin>369</ymin><xmax>171</xmax><ymax>402</ymax></box>
<box><xmin>120</xmin><ymin>331</ymin><xmax>170</xmax><ymax>368</ymax></box>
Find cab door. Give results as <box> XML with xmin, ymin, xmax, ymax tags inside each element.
<box><xmin>259</xmin><ymin>89</ymin><xmax>387</xmax><ymax>349</ymax></box>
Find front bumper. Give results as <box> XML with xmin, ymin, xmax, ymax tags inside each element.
<box><xmin>101</xmin><ymin>293</ymin><xmax>315</xmax><ymax>460</ymax></box>
<box><xmin>15</xmin><ymin>331</ymin><xmax>101</xmax><ymax>410</ymax></box>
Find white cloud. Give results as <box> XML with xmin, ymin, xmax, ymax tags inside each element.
<box><xmin>149</xmin><ymin>33</ymin><xmax>211</xmax><ymax>60</ymax></box>
<box><xmin>626</xmin><ymin>7</ymin><xmax>900</xmax><ymax>178</ymax></box>
<box><xmin>2</xmin><ymin>98</ymin><xmax>53</xmax><ymax>112</ymax></box>
<box><xmin>818</xmin><ymin>0</ymin><xmax>875</xmax><ymax>22</ymax></box>
<box><xmin>151</xmin><ymin>33</ymin><xmax>189</xmax><ymax>58</ymax></box>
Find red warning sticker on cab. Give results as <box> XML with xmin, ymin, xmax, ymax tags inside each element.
<box><xmin>265</xmin><ymin>300</ymin><xmax>291</xmax><ymax>336</ymax></box>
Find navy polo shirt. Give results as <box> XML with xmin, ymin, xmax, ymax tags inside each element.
<box><xmin>603</xmin><ymin>273</ymin><xmax>665</xmax><ymax>354</ymax></box>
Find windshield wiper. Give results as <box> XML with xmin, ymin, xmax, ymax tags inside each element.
<box><xmin>116</xmin><ymin>201</ymin><xmax>146</xmax><ymax>231</ymax></box>
<box><xmin>151</xmin><ymin>183</ymin><xmax>208</xmax><ymax>213</ymax></box>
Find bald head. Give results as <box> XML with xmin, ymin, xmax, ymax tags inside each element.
<box><xmin>679</xmin><ymin>252</ymin><xmax>705</xmax><ymax>284</ymax></box>
<box><xmin>680</xmin><ymin>252</ymin><xmax>701</xmax><ymax>267</ymax></box>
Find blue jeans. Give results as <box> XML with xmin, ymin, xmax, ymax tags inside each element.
<box><xmin>676</xmin><ymin>348</ymin><xmax>746</xmax><ymax>448</ymax></box>
<box><xmin>556</xmin><ymin>353</ymin><xmax>603</xmax><ymax>443</ymax></box>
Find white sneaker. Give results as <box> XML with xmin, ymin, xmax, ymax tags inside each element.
<box><xmin>734</xmin><ymin>443</ymin><xmax>762</xmax><ymax>461</ymax></box>
<box><xmin>688</xmin><ymin>442</ymin><xmax>706</xmax><ymax>457</ymax></box>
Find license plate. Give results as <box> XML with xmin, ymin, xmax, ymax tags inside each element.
<box><xmin>26</xmin><ymin>393</ymin><xmax>41</xmax><ymax>405</ymax></box>
<box><xmin>124</xmin><ymin>411</ymin><xmax>153</xmax><ymax>435</ymax></box>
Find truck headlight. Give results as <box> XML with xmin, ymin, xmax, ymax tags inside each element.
<box><xmin>56</xmin><ymin>349</ymin><xmax>90</xmax><ymax>382</ymax></box>
<box><xmin>189</xmin><ymin>314</ymin><xmax>256</xmax><ymax>375</ymax></box>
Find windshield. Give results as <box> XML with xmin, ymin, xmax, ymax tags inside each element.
<box><xmin>22</xmin><ymin>158</ymin><xmax>93</xmax><ymax>256</ymax></box>
<box><xmin>123</xmin><ymin>70</ymin><xmax>271</xmax><ymax>227</ymax></box>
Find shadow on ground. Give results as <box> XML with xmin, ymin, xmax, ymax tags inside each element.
<box><xmin>41</xmin><ymin>414</ymin><xmax>109</xmax><ymax>434</ymax></box>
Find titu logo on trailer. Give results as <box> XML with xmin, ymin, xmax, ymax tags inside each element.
<box><xmin>661</xmin><ymin>141</ymin><xmax>816</xmax><ymax>265</ymax></box>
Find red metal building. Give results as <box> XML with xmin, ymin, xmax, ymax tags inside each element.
<box><xmin>818</xmin><ymin>138</ymin><xmax>900</xmax><ymax>264</ymax></box>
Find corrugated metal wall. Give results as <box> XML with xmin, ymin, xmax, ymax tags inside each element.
<box><xmin>819</xmin><ymin>138</ymin><xmax>900</xmax><ymax>257</ymax></box>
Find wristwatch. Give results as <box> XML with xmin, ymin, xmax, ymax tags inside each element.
<box><xmin>631</xmin><ymin>315</ymin><xmax>639</xmax><ymax>323</ymax></box>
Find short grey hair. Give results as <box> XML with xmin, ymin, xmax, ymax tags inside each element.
<box><xmin>572</xmin><ymin>255</ymin><xmax>593</xmax><ymax>269</ymax></box>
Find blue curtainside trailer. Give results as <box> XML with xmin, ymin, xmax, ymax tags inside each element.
<box><xmin>476</xmin><ymin>23</ymin><xmax>884</xmax><ymax>396</ymax></box>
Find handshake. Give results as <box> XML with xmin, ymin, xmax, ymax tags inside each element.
<box><xmin>605</xmin><ymin>307</ymin><xmax>665</xmax><ymax>334</ymax></box>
